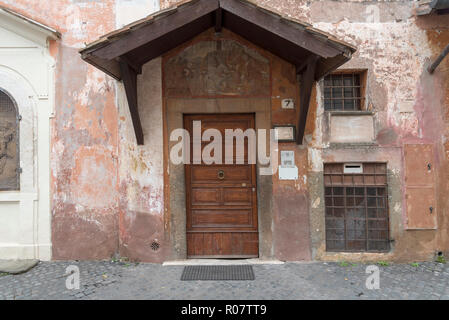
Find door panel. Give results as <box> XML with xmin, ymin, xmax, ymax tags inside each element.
<box><xmin>191</xmin><ymin>209</ymin><xmax>252</xmax><ymax>228</ymax></box>
<box><xmin>184</xmin><ymin>114</ymin><xmax>258</xmax><ymax>258</ymax></box>
<box><xmin>191</xmin><ymin>188</ymin><xmax>221</xmax><ymax>206</ymax></box>
<box><xmin>187</xmin><ymin>232</ymin><xmax>259</xmax><ymax>258</ymax></box>
<box><xmin>404</xmin><ymin>144</ymin><xmax>434</xmax><ymax>186</ymax></box>
<box><xmin>223</xmin><ymin>187</ymin><xmax>252</xmax><ymax>206</ymax></box>
<box><xmin>406</xmin><ymin>187</ymin><xmax>437</xmax><ymax>229</ymax></box>
<box><xmin>191</xmin><ymin>166</ymin><xmax>252</xmax><ymax>184</ymax></box>
<box><xmin>191</xmin><ymin>187</ymin><xmax>252</xmax><ymax>206</ymax></box>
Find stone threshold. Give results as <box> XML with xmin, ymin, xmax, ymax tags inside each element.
<box><xmin>162</xmin><ymin>259</ymin><xmax>285</xmax><ymax>266</ymax></box>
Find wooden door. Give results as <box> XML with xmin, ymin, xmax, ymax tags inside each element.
<box><xmin>184</xmin><ymin>114</ymin><xmax>259</xmax><ymax>258</ymax></box>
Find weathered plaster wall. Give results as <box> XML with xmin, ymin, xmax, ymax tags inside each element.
<box><xmin>49</xmin><ymin>4</ymin><xmax>119</xmax><ymax>260</ymax></box>
<box><xmin>1</xmin><ymin>0</ymin><xmax>446</xmax><ymax>262</ymax></box>
<box><xmin>307</xmin><ymin>3</ymin><xmax>448</xmax><ymax>262</ymax></box>
<box><xmin>415</xmin><ymin>15</ymin><xmax>449</xmax><ymax>258</ymax></box>
<box><xmin>117</xmin><ymin>59</ymin><xmax>165</xmax><ymax>262</ymax></box>
<box><xmin>270</xmin><ymin>50</ymin><xmax>311</xmax><ymax>261</ymax></box>
<box><xmin>0</xmin><ymin>0</ymin><xmax>162</xmax><ymax>260</ymax></box>
<box><xmin>0</xmin><ymin>0</ymin><xmax>118</xmax><ymax>260</ymax></box>
<box><xmin>115</xmin><ymin>0</ymin><xmax>159</xmax><ymax>28</ymax></box>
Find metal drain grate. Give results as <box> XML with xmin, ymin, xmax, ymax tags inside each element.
<box><xmin>150</xmin><ymin>241</ymin><xmax>160</xmax><ymax>251</ymax></box>
<box><xmin>181</xmin><ymin>265</ymin><xmax>255</xmax><ymax>281</ymax></box>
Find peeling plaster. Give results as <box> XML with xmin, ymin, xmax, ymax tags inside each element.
<box><xmin>313</xmin><ymin>19</ymin><xmax>432</xmax><ymax>139</ymax></box>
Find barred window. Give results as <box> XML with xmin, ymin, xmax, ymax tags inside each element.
<box><xmin>324</xmin><ymin>163</ymin><xmax>390</xmax><ymax>252</ymax></box>
<box><xmin>0</xmin><ymin>89</ymin><xmax>19</xmax><ymax>190</ymax></box>
<box><xmin>323</xmin><ymin>72</ymin><xmax>364</xmax><ymax>111</ymax></box>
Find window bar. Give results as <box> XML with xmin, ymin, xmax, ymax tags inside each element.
<box><xmin>329</xmin><ymin>75</ymin><xmax>335</xmax><ymax>110</ymax></box>
<box><xmin>343</xmin><ymin>183</ymin><xmax>347</xmax><ymax>251</ymax></box>
<box><xmin>365</xmin><ymin>186</ymin><xmax>369</xmax><ymax>251</ymax></box>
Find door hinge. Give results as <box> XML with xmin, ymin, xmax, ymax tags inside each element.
<box><xmin>17</xmin><ymin>167</ymin><xmax>22</xmax><ymax>174</ymax></box>
<box><xmin>18</xmin><ymin>115</ymin><xmax>22</xmax><ymax>121</ymax></box>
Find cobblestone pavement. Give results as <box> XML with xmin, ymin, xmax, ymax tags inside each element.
<box><xmin>0</xmin><ymin>260</ymin><xmax>448</xmax><ymax>300</ymax></box>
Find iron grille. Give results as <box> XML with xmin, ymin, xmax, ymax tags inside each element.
<box><xmin>323</xmin><ymin>72</ymin><xmax>363</xmax><ymax>111</ymax></box>
<box><xmin>324</xmin><ymin>163</ymin><xmax>390</xmax><ymax>252</ymax></box>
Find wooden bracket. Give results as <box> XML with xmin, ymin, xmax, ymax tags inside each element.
<box><xmin>296</xmin><ymin>55</ymin><xmax>319</xmax><ymax>144</ymax></box>
<box><xmin>119</xmin><ymin>60</ymin><xmax>144</xmax><ymax>145</ymax></box>
<box><xmin>118</xmin><ymin>55</ymin><xmax>142</xmax><ymax>75</ymax></box>
<box><xmin>428</xmin><ymin>43</ymin><xmax>449</xmax><ymax>74</ymax></box>
<box><xmin>215</xmin><ymin>8</ymin><xmax>223</xmax><ymax>32</ymax></box>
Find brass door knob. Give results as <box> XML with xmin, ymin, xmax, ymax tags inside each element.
<box><xmin>218</xmin><ymin>170</ymin><xmax>225</xmax><ymax>180</ymax></box>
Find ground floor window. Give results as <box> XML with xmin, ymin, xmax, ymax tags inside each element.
<box><xmin>323</xmin><ymin>71</ymin><xmax>366</xmax><ymax>111</ymax></box>
<box><xmin>324</xmin><ymin>163</ymin><xmax>390</xmax><ymax>252</ymax></box>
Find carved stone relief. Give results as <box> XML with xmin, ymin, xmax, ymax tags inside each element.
<box><xmin>0</xmin><ymin>90</ymin><xmax>19</xmax><ymax>190</ymax></box>
<box><xmin>164</xmin><ymin>39</ymin><xmax>270</xmax><ymax>97</ymax></box>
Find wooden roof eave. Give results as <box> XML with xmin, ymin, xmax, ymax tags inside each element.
<box><xmin>79</xmin><ymin>0</ymin><xmax>356</xmax><ymax>145</ymax></box>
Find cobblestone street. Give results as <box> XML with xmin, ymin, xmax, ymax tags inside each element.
<box><xmin>1</xmin><ymin>261</ymin><xmax>449</xmax><ymax>300</ymax></box>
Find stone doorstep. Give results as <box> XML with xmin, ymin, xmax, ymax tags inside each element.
<box><xmin>0</xmin><ymin>259</ymin><xmax>39</xmax><ymax>274</ymax></box>
<box><xmin>162</xmin><ymin>259</ymin><xmax>285</xmax><ymax>266</ymax></box>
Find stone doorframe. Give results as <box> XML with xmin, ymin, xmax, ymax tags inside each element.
<box><xmin>165</xmin><ymin>98</ymin><xmax>273</xmax><ymax>260</ymax></box>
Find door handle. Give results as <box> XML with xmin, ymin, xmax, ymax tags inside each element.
<box><xmin>218</xmin><ymin>170</ymin><xmax>225</xmax><ymax>180</ymax></box>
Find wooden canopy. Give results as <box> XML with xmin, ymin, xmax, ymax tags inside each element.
<box><xmin>80</xmin><ymin>0</ymin><xmax>356</xmax><ymax>145</ymax></box>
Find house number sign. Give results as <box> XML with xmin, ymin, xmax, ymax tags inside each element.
<box><xmin>281</xmin><ymin>98</ymin><xmax>295</xmax><ymax>109</ymax></box>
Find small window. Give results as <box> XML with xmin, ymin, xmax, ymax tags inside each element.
<box><xmin>0</xmin><ymin>89</ymin><xmax>19</xmax><ymax>190</ymax></box>
<box><xmin>323</xmin><ymin>72</ymin><xmax>365</xmax><ymax>111</ymax></box>
<box><xmin>324</xmin><ymin>163</ymin><xmax>390</xmax><ymax>252</ymax></box>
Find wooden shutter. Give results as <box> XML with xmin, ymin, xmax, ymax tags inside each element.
<box><xmin>404</xmin><ymin>144</ymin><xmax>437</xmax><ymax>229</ymax></box>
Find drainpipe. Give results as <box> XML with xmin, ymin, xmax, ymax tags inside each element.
<box><xmin>428</xmin><ymin>43</ymin><xmax>449</xmax><ymax>74</ymax></box>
